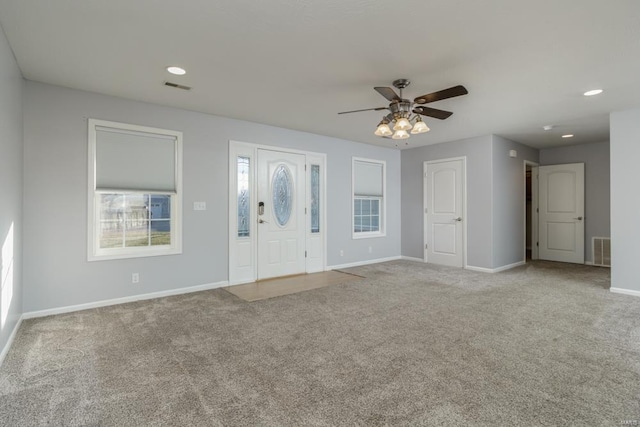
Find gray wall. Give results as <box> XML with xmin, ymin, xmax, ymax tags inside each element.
<box><xmin>401</xmin><ymin>135</ymin><xmax>494</xmax><ymax>269</ymax></box>
<box><xmin>401</xmin><ymin>135</ymin><xmax>539</xmax><ymax>270</ymax></box>
<box><xmin>492</xmin><ymin>136</ymin><xmax>539</xmax><ymax>268</ymax></box>
<box><xmin>610</xmin><ymin>110</ymin><xmax>640</xmax><ymax>293</ymax></box>
<box><xmin>539</xmin><ymin>141</ymin><xmax>610</xmax><ymax>263</ymax></box>
<box><xmin>0</xmin><ymin>25</ymin><xmax>23</xmax><ymax>356</ymax></box>
<box><xmin>23</xmin><ymin>81</ymin><xmax>401</xmax><ymax>312</ymax></box>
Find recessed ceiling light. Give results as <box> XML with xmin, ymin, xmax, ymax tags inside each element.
<box><xmin>562</xmin><ymin>134</ymin><xmax>574</xmax><ymax>138</ymax></box>
<box><xmin>583</xmin><ymin>89</ymin><xmax>603</xmax><ymax>96</ymax></box>
<box><xmin>166</xmin><ymin>66</ymin><xmax>186</xmax><ymax>76</ymax></box>
<box><xmin>543</xmin><ymin>125</ymin><xmax>554</xmax><ymax>131</ymax></box>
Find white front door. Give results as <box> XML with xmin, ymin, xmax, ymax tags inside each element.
<box><xmin>424</xmin><ymin>158</ymin><xmax>465</xmax><ymax>267</ymax></box>
<box><xmin>257</xmin><ymin>149</ymin><xmax>306</xmax><ymax>279</ymax></box>
<box><xmin>538</xmin><ymin>163</ymin><xmax>585</xmax><ymax>264</ymax></box>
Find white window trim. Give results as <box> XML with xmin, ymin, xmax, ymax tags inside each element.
<box><xmin>87</xmin><ymin>119</ymin><xmax>183</xmax><ymax>261</ymax></box>
<box><xmin>352</xmin><ymin>157</ymin><xmax>386</xmax><ymax>239</ymax></box>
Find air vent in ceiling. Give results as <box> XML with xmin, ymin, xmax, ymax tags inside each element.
<box><xmin>164</xmin><ymin>81</ymin><xmax>191</xmax><ymax>90</ymax></box>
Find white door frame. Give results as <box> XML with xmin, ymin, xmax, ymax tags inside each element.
<box><xmin>228</xmin><ymin>140</ymin><xmax>327</xmax><ymax>285</ymax></box>
<box><xmin>524</xmin><ymin>160</ymin><xmax>539</xmax><ymax>261</ymax></box>
<box><xmin>423</xmin><ymin>156</ymin><xmax>468</xmax><ymax>267</ymax></box>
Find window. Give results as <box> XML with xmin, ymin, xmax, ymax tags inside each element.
<box><xmin>310</xmin><ymin>164</ymin><xmax>320</xmax><ymax>233</ymax></box>
<box><xmin>88</xmin><ymin>119</ymin><xmax>182</xmax><ymax>260</ymax></box>
<box><xmin>237</xmin><ymin>156</ymin><xmax>250</xmax><ymax>238</ymax></box>
<box><xmin>352</xmin><ymin>158</ymin><xmax>385</xmax><ymax>238</ymax></box>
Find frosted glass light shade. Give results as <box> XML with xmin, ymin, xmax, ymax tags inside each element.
<box><xmin>392</xmin><ymin>129</ymin><xmax>410</xmax><ymax>140</ymax></box>
<box><xmin>374</xmin><ymin>122</ymin><xmax>392</xmax><ymax>136</ymax></box>
<box><xmin>411</xmin><ymin>120</ymin><xmax>430</xmax><ymax>134</ymax></box>
<box><xmin>393</xmin><ymin>117</ymin><xmax>412</xmax><ymax>131</ymax></box>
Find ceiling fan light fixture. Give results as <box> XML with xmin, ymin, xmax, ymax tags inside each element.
<box><xmin>374</xmin><ymin>121</ymin><xmax>392</xmax><ymax>137</ymax></box>
<box><xmin>392</xmin><ymin>129</ymin><xmax>410</xmax><ymax>140</ymax></box>
<box><xmin>411</xmin><ymin>117</ymin><xmax>430</xmax><ymax>134</ymax></box>
<box><xmin>338</xmin><ymin>80</ymin><xmax>468</xmax><ymax>145</ymax></box>
<box><xmin>393</xmin><ymin>117</ymin><xmax>412</xmax><ymax>131</ymax></box>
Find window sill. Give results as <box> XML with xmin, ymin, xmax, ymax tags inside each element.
<box><xmin>352</xmin><ymin>232</ymin><xmax>386</xmax><ymax>240</ymax></box>
<box><xmin>88</xmin><ymin>246</ymin><xmax>182</xmax><ymax>262</ymax></box>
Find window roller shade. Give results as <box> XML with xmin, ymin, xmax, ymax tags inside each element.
<box><xmin>96</xmin><ymin>127</ymin><xmax>176</xmax><ymax>192</ymax></box>
<box><xmin>354</xmin><ymin>161</ymin><xmax>383</xmax><ymax>197</ymax></box>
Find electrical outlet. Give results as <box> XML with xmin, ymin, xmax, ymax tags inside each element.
<box><xmin>340</xmin><ymin>250</ymin><xmax>344</xmax><ymax>257</ymax></box>
<box><xmin>132</xmin><ymin>273</ymin><xmax>139</xmax><ymax>284</ymax></box>
<box><xmin>193</xmin><ymin>201</ymin><xmax>207</xmax><ymax>211</ymax></box>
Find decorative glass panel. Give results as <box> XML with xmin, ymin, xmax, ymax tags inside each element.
<box><xmin>237</xmin><ymin>156</ymin><xmax>250</xmax><ymax>237</ymax></box>
<box><xmin>311</xmin><ymin>165</ymin><xmax>320</xmax><ymax>233</ymax></box>
<box><xmin>272</xmin><ymin>164</ymin><xmax>293</xmax><ymax>227</ymax></box>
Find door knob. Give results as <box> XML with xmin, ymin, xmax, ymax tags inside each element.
<box><xmin>453</xmin><ymin>217</ymin><xmax>462</xmax><ymax>222</ymax></box>
<box><xmin>258</xmin><ymin>219</ymin><xmax>268</xmax><ymax>224</ymax></box>
<box><xmin>574</xmin><ymin>216</ymin><xmax>583</xmax><ymax>220</ymax></box>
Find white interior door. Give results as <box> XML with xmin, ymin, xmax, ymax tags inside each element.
<box><xmin>424</xmin><ymin>158</ymin><xmax>465</xmax><ymax>267</ymax></box>
<box><xmin>538</xmin><ymin>163</ymin><xmax>585</xmax><ymax>264</ymax></box>
<box><xmin>257</xmin><ymin>149</ymin><xmax>306</xmax><ymax>279</ymax></box>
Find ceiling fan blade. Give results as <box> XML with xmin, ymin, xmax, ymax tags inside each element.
<box><xmin>414</xmin><ymin>85</ymin><xmax>468</xmax><ymax>104</ymax></box>
<box><xmin>413</xmin><ymin>106</ymin><xmax>453</xmax><ymax>120</ymax></box>
<box><xmin>338</xmin><ymin>107</ymin><xmax>388</xmax><ymax>115</ymax></box>
<box><xmin>374</xmin><ymin>87</ymin><xmax>402</xmax><ymax>102</ymax></box>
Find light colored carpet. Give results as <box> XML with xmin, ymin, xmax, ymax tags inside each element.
<box><xmin>1</xmin><ymin>260</ymin><xmax>639</xmax><ymax>426</ymax></box>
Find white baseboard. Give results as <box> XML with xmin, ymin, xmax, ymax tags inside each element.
<box><xmin>328</xmin><ymin>255</ymin><xmax>402</xmax><ymax>271</ymax></box>
<box><xmin>610</xmin><ymin>287</ymin><xmax>640</xmax><ymax>298</ymax></box>
<box><xmin>0</xmin><ymin>315</ymin><xmax>23</xmax><ymax>368</ymax></box>
<box><xmin>465</xmin><ymin>260</ymin><xmax>526</xmax><ymax>274</ymax></box>
<box><xmin>23</xmin><ymin>280</ymin><xmax>229</xmax><ymax>319</ymax></box>
<box><xmin>465</xmin><ymin>265</ymin><xmax>493</xmax><ymax>273</ymax></box>
<box><xmin>401</xmin><ymin>256</ymin><xmax>424</xmax><ymax>263</ymax></box>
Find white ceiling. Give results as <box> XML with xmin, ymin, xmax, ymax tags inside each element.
<box><xmin>1</xmin><ymin>0</ymin><xmax>638</xmax><ymax>149</ymax></box>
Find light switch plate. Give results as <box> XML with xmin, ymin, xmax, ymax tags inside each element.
<box><xmin>193</xmin><ymin>201</ymin><xmax>207</xmax><ymax>211</ymax></box>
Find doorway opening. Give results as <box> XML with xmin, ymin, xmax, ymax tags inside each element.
<box><xmin>524</xmin><ymin>160</ymin><xmax>539</xmax><ymax>262</ymax></box>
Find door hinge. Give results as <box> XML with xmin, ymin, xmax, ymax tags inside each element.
<box><xmin>425</xmin><ymin>208</ymin><xmax>428</xmax><ymax>214</ymax></box>
<box><xmin>536</xmin><ymin>208</ymin><xmax>539</xmax><ymax>213</ymax></box>
<box><xmin>305</xmin><ymin>207</ymin><xmax>307</xmax><ymax>214</ymax></box>
<box><xmin>425</xmin><ymin>244</ymin><xmax>428</xmax><ymax>249</ymax></box>
<box><xmin>305</xmin><ymin>251</ymin><xmax>307</xmax><ymax>258</ymax></box>
<box><xmin>536</xmin><ymin>242</ymin><xmax>539</xmax><ymax>247</ymax></box>
<box><xmin>305</xmin><ymin>164</ymin><xmax>307</xmax><ymax>171</ymax></box>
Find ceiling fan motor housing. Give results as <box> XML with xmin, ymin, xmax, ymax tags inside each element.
<box><xmin>390</xmin><ymin>100</ymin><xmax>412</xmax><ymax>118</ymax></box>
<box><xmin>393</xmin><ymin>79</ymin><xmax>411</xmax><ymax>90</ymax></box>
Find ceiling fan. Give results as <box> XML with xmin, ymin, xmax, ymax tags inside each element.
<box><xmin>338</xmin><ymin>79</ymin><xmax>468</xmax><ymax>141</ymax></box>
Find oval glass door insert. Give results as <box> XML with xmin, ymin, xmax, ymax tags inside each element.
<box><xmin>272</xmin><ymin>164</ymin><xmax>293</xmax><ymax>226</ymax></box>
